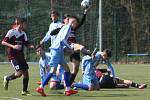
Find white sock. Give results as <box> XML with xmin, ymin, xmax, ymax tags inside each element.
<box><xmin>65</xmin><ymin>87</ymin><xmax>70</xmax><ymax>91</ymax></box>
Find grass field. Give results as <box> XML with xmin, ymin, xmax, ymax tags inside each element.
<box><xmin>0</xmin><ymin>63</ymin><xmax>150</xmax><ymax>100</ymax></box>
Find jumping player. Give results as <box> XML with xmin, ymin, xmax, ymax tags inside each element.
<box><xmin>2</xmin><ymin>17</ymin><xmax>34</xmax><ymax>95</ymax></box>
<box><xmin>50</xmin><ymin>9</ymin><xmax>91</xmax><ymax>85</ymax></box>
<box><xmin>36</xmin><ymin>16</ymin><xmax>79</xmax><ymax>96</ymax></box>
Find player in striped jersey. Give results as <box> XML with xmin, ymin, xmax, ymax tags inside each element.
<box><xmin>2</xmin><ymin>17</ymin><xmax>34</xmax><ymax>95</ymax></box>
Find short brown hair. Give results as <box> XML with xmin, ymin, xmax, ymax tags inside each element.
<box><xmin>103</xmin><ymin>49</ymin><xmax>112</xmax><ymax>58</ymax></box>
<box><xmin>50</xmin><ymin>10</ymin><xmax>59</xmax><ymax>16</ymax></box>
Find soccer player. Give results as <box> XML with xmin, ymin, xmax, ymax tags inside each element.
<box><xmin>95</xmin><ymin>69</ymin><xmax>147</xmax><ymax>89</ymax></box>
<box><xmin>72</xmin><ymin>51</ymin><xmax>100</xmax><ymax>91</ymax></box>
<box><xmin>36</xmin><ymin>45</ymin><xmax>64</xmax><ymax>90</ymax></box>
<box><xmin>36</xmin><ymin>16</ymin><xmax>79</xmax><ymax>96</ymax></box>
<box><xmin>72</xmin><ymin>49</ymin><xmax>115</xmax><ymax>90</ymax></box>
<box><xmin>1</xmin><ymin>17</ymin><xmax>34</xmax><ymax>95</ymax></box>
<box><xmin>50</xmin><ymin>9</ymin><xmax>91</xmax><ymax>85</ymax></box>
<box><xmin>40</xmin><ymin>10</ymin><xmax>63</xmax><ymax>45</ymax></box>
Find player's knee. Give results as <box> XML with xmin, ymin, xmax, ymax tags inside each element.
<box><xmin>15</xmin><ymin>72</ymin><xmax>22</xmax><ymax>77</ymax></box>
<box><xmin>49</xmin><ymin>82</ymin><xmax>57</xmax><ymax>90</ymax></box>
<box><xmin>88</xmin><ymin>86</ymin><xmax>93</xmax><ymax>91</ymax></box>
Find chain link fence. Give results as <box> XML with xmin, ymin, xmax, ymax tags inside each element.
<box><xmin>0</xmin><ymin>0</ymin><xmax>150</xmax><ymax>63</ymax></box>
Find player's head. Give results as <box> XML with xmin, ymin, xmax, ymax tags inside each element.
<box><xmin>36</xmin><ymin>45</ymin><xmax>45</xmax><ymax>57</ymax></box>
<box><xmin>69</xmin><ymin>16</ymin><xmax>79</xmax><ymax>30</ymax></box>
<box><xmin>14</xmin><ymin>17</ymin><xmax>27</xmax><ymax>31</ymax></box>
<box><xmin>63</xmin><ymin>14</ymin><xmax>70</xmax><ymax>24</ymax></box>
<box><xmin>50</xmin><ymin>10</ymin><xmax>59</xmax><ymax>21</ymax></box>
<box><xmin>102</xmin><ymin>49</ymin><xmax>112</xmax><ymax>59</ymax></box>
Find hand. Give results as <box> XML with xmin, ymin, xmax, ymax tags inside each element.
<box><xmin>84</xmin><ymin>5</ymin><xmax>91</xmax><ymax>14</ymax></box>
<box><xmin>40</xmin><ymin>41</ymin><xmax>43</xmax><ymax>45</ymax></box>
<box><xmin>29</xmin><ymin>45</ymin><xmax>35</xmax><ymax>49</ymax></box>
<box><xmin>107</xmin><ymin>68</ymin><xmax>111</xmax><ymax>75</ymax></box>
<box><xmin>81</xmin><ymin>0</ymin><xmax>92</xmax><ymax>9</ymax></box>
<box><xmin>13</xmin><ymin>45</ymin><xmax>22</xmax><ymax>50</ymax></box>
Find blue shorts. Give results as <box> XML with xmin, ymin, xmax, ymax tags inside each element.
<box><xmin>49</xmin><ymin>48</ymin><xmax>66</xmax><ymax>68</ymax></box>
<box><xmin>51</xmin><ymin>74</ymin><xmax>61</xmax><ymax>82</ymax></box>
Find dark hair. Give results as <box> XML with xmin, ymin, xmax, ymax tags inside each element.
<box><xmin>50</xmin><ymin>10</ymin><xmax>59</xmax><ymax>16</ymax></box>
<box><xmin>15</xmin><ymin>17</ymin><xmax>27</xmax><ymax>24</ymax></box>
<box><xmin>63</xmin><ymin>13</ymin><xmax>70</xmax><ymax>19</ymax></box>
<box><xmin>69</xmin><ymin>15</ymin><xmax>79</xmax><ymax>24</ymax></box>
<box><xmin>103</xmin><ymin>49</ymin><xmax>112</xmax><ymax>58</ymax></box>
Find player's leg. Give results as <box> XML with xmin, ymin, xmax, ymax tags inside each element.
<box><xmin>72</xmin><ymin>82</ymin><xmax>89</xmax><ymax>90</ymax></box>
<box><xmin>36</xmin><ymin>67</ymin><xmax>57</xmax><ymax>96</ymax></box>
<box><xmin>99</xmin><ymin>75</ymin><xmax>116</xmax><ymax>88</ymax></box>
<box><xmin>70</xmin><ymin>53</ymin><xmax>80</xmax><ymax>85</ymax></box>
<box><xmin>61</xmin><ymin>56</ymin><xmax>78</xmax><ymax>96</ymax></box>
<box><xmin>49</xmin><ymin>75</ymin><xmax>64</xmax><ymax>89</ymax></box>
<box><xmin>21</xmin><ymin>70</ymin><xmax>30</xmax><ymax>95</ymax></box>
<box><xmin>4</xmin><ymin>59</ymin><xmax>23</xmax><ymax>90</ymax></box>
<box><xmin>92</xmin><ymin>78</ymin><xmax>100</xmax><ymax>90</ymax></box>
<box><xmin>18</xmin><ymin>59</ymin><xmax>30</xmax><ymax>95</ymax></box>
<box><xmin>36</xmin><ymin>49</ymin><xmax>59</xmax><ymax>96</ymax></box>
<box><xmin>123</xmin><ymin>79</ymin><xmax>147</xmax><ymax>89</ymax></box>
<box><xmin>73</xmin><ymin>43</ymin><xmax>91</xmax><ymax>55</ymax></box>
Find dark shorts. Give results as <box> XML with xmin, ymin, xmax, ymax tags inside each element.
<box><xmin>70</xmin><ymin>52</ymin><xmax>80</xmax><ymax>62</ymax></box>
<box><xmin>99</xmin><ymin>75</ymin><xmax>116</xmax><ymax>88</ymax></box>
<box><xmin>10</xmin><ymin>59</ymin><xmax>29</xmax><ymax>71</ymax></box>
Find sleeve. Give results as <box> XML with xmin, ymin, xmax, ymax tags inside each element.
<box><xmin>41</xmin><ymin>24</ymin><xmax>53</xmax><ymax>43</ymax></box>
<box><xmin>81</xmin><ymin>57</ymin><xmax>86</xmax><ymax>74</ymax></box>
<box><xmin>75</xmin><ymin>13</ymin><xmax>87</xmax><ymax>30</ymax></box>
<box><xmin>41</xmin><ymin>32</ymin><xmax>51</xmax><ymax>43</ymax></box>
<box><xmin>50</xmin><ymin>28</ymin><xmax>61</xmax><ymax>35</ymax></box>
<box><xmin>106</xmin><ymin>61</ymin><xmax>116</xmax><ymax>77</ymax></box>
<box><xmin>3</xmin><ymin>30</ymin><xmax>14</xmax><ymax>42</ymax></box>
<box><xmin>23</xmin><ymin>32</ymin><xmax>30</xmax><ymax>46</ymax></box>
<box><xmin>61</xmin><ymin>24</ymin><xmax>73</xmax><ymax>49</ymax></box>
<box><xmin>39</xmin><ymin>61</ymin><xmax>47</xmax><ymax>83</ymax></box>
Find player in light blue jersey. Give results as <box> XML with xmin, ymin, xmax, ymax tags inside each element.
<box><xmin>93</xmin><ymin>49</ymin><xmax>115</xmax><ymax>78</ymax></box>
<box><xmin>72</xmin><ymin>52</ymin><xmax>100</xmax><ymax>91</ymax></box>
<box><xmin>36</xmin><ymin>16</ymin><xmax>79</xmax><ymax>96</ymax></box>
<box><xmin>40</xmin><ymin>10</ymin><xmax>63</xmax><ymax>45</ymax></box>
<box><xmin>73</xmin><ymin>49</ymin><xmax>115</xmax><ymax>91</ymax></box>
<box><xmin>36</xmin><ymin>45</ymin><xmax>64</xmax><ymax>90</ymax></box>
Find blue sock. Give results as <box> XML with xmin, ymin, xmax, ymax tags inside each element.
<box><xmin>42</xmin><ymin>72</ymin><xmax>53</xmax><ymax>87</ymax></box>
<box><xmin>64</xmin><ymin>72</ymin><xmax>71</xmax><ymax>87</ymax></box>
<box><xmin>73</xmin><ymin>83</ymin><xmax>89</xmax><ymax>90</ymax></box>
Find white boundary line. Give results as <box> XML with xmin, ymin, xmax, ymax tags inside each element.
<box><xmin>1</xmin><ymin>97</ymin><xmax>23</xmax><ymax>100</ymax></box>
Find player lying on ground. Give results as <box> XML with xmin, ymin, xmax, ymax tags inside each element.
<box><xmin>2</xmin><ymin>17</ymin><xmax>34</xmax><ymax>96</ymax></box>
<box><xmin>95</xmin><ymin>68</ymin><xmax>147</xmax><ymax>89</ymax></box>
<box><xmin>36</xmin><ymin>45</ymin><xmax>64</xmax><ymax>90</ymax></box>
<box><xmin>72</xmin><ymin>49</ymin><xmax>115</xmax><ymax>91</ymax></box>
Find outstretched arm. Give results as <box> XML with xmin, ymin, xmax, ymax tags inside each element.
<box><xmin>107</xmin><ymin>62</ymin><xmax>116</xmax><ymax>77</ymax></box>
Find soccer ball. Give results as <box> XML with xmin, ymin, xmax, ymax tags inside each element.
<box><xmin>81</xmin><ymin>0</ymin><xmax>92</xmax><ymax>9</ymax></box>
